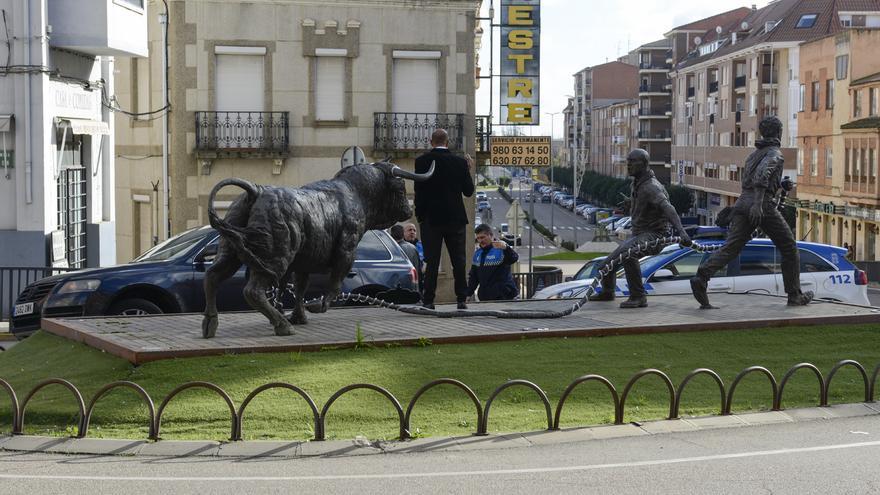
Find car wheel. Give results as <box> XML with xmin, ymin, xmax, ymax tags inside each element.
<box><xmin>107</xmin><ymin>298</ymin><xmax>164</xmax><ymax>316</ymax></box>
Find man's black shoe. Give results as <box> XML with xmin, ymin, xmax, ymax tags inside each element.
<box><xmin>422</xmin><ymin>303</ymin><xmax>435</xmax><ymax>310</ymax></box>
<box><xmin>619</xmin><ymin>296</ymin><xmax>647</xmax><ymax>308</ymax></box>
<box><xmin>787</xmin><ymin>291</ymin><xmax>813</xmax><ymax>306</ymax></box>
<box><xmin>689</xmin><ymin>277</ymin><xmax>715</xmax><ymax>309</ymax></box>
<box><xmin>457</xmin><ymin>302</ymin><xmax>468</xmax><ymax>310</ymax></box>
<box><xmin>588</xmin><ymin>290</ymin><xmax>614</xmax><ymax>302</ymax></box>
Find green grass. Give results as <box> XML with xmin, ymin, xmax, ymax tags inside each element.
<box><xmin>532</xmin><ymin>251</ymin><xmax>608</xmax><ymax>261</ymax></box>
<box><xmin>1</xmin><ymin>325</ymin><xmax>879</xmax><ymax>442</ymax></box>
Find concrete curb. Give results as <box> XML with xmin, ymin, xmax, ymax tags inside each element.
<box><xmin>1</xmin><ymin>403</ymin><xmax>877</xmax><ymax>459</ymax></box>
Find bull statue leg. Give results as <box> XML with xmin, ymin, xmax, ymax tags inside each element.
<box><xmin>202</xmin><ymin>249</ymin><xmax>242</xmax><ymax>338</ymax></box>
<box><xmin>314</xmin><ymin>255</ymin><xmax>356</xmax><ymax>314</ymax></box>
<box><xmin>243</xmin><ymin>272</ymin><xmax>293</xmax><ymax>336</ymax></box>
<box><xmin>288</xmin><ymin>271</ymin><xmax>310</xmax><ymax>325</ymax></box>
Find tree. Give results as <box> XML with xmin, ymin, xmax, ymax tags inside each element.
<box><xmin>665</xmin><ymin>184</ymin><xmax>694</xmax><ymax>215</ymax></box>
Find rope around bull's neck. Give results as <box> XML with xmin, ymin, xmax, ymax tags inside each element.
<box><xmin>275</xmin><ymin>237</ymin><xmax>721</xmax><ymax>319</ymax></box>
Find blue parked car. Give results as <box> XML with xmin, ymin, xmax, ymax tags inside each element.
<box><xmin>10</xmin><ymin>227</ymin><xmax>419</xmax><ymax>339</ymax></box>
<box><xmin>534</xmin><ymin>239</ymin><xmax>870</xmax><ymax>305</ymax></box>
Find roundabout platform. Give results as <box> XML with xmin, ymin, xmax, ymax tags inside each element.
<box><xmin>41</xmin><ymin>293</ymin><xmax>880</xmax><ymax>365</ymax></box>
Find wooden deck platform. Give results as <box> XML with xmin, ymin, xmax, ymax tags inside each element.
<box><xmin>41</xmin><ymin>293</ymin><xmax>880</xmax><ymax>364</ymax></box>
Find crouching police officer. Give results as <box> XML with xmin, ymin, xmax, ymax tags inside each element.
<box><xmin>466</xmin><ymin>224</ymin><xmax>520</xmax><ymax>302</ymax></box>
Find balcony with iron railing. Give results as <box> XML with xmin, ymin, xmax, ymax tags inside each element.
<box><xmin>637</xmin><ymin>130</ymin><xmax>672</xmax><ymax>140</ymax></box>
<box><xmin>648</xmin><ymin>154</ymin><xmax>672</xmax><ymax>164</ymax></box>
<box><xmin>734</xmin><ymin>75</ymin><xmax>746</xmax><ymax>89</ymax></box>
<box><xmin>640</xmin><ymin>84</ymin><xmax>670</xmax><ymax>94</ymax></box>
<box><xmin>639</xmin><ymin>62</ymin><xmax>672</xmax><ymax>71</ymax></box>
<box><xmin>709</xmin><ymin>81</ymin><xmax>719</xmax><ymax>94</ymax></box>
<box><xmin>687</xmin><ymin>87</ymin><xmax>695</xmax><ymax>98</ymax></box>
<box><xmin>761</xmin><ymin>67</ymin><xmax>779</xmax><ymax>85</ymax></box>
<box><xmin>374</xmin><ymin>113</ymin><xmax>464</xmax><ymax>153</ymax></box>
<box><xmin>475</xmin><ymin>115</ymin><xmax>491</xmax><ymax>157</ymax></box>
<box><xmin>195</xmin><ymin>111</ymin><xmax>290</xmax><ymax>159</ymax></box>
<box><xmin>638</xmin><ymin>107</ymin><xmax>670</xmax><ymax>117</ymax></box>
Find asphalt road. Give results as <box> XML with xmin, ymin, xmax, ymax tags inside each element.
<box><xmin>2</xmin><ymin>415</ymin><xmax>880</xmax><ymax>494</ymax></box>
<box><xmin>480</xmin><ymin>182</ymin><xmax>597</xmax><ymax>250</ymax></box>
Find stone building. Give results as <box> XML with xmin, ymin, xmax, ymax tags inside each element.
<box><xmin>114</xmin><ymin>0</ymin><xmax>481</xmax><ymax>300</ymax></box>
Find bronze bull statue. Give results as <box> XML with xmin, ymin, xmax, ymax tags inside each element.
<box><xmin>202</xmin><ymin>161</ymin><xmax>434</xmax><ymax>338</ymax></box>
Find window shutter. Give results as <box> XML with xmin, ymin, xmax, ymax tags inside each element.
<box><xmin>215</xmin><ymin>54</ymin><xmax>265</xmax><ymax>111</ymax></box>
<box><xmin>316</xmin><ymin>56</ymin><xmax>345</xmax><ymax>121</ymax></box>
<box><xmin>392</xmin><ymin>58</ymin><xmax>439</xmax><ymax>113</ymax></box>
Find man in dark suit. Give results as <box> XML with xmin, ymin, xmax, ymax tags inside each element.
<box><xmin>414</xmin><ymin>128</ymin><xmax>475</xmax><ymax>310</ymax></box>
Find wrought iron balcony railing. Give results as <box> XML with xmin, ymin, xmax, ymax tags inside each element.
<box><xmin>195</xmin><ymin>111</ymin><xmax>289</xmax><ymax>153</ymax></box>
<box><xmin>476</xmin><ymin>115</ymin><xmax>491</xmax><ymax>154</ymax></box>
<box><xmin>734</xmin><ymin>75</ymin><xmax>747</xmax><ymax>88</ymax></box>
<box><xmin>640</xmin><ymin>84</ymin><xmax>670</xmax><ymax>93</ymax></box>
<box><xmin>374</xmin><ymin>113</ymin><xmax>464</xmax><ymax>152</ymax></box>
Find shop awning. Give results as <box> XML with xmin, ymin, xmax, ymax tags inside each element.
<box><xmin>0</xmin><ymin>115</ymin><xmax>12</xmax><ymax>132</ymax></box>
<box><xmin>59</xmin><ymin>118</ymin><xmax>110</xmax><ymax>135</ymax></box>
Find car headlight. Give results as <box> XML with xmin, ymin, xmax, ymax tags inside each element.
<box><xmin>548</xmin><ymin>288</ymin><xmax>576</xmax><ymax>300</ymax></box>
<box><xmin>57</xmin><ymin>279</ymin><xmax>101</xmax><ymax>294</ymax></box>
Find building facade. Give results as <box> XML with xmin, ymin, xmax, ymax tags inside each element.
<box><xmin>567</xmin><ymin>61</ymin><xmax>637</xmax><ymax>177</ymax></box>
<box><xmin>635</xmin><ymin>39</ymin><xmax>674</xmax><ymax>183</ymax></box>
<box><xmin>795</xmin><ymin>27</ymin><xmax>880</xmax><ymax>261</ymax></box>
<box><xmin>115</xmin><ymin>0</ymin><xmax>480</xmax><ymax>299</ymax></box>
<box><xmin>668</xmin><ymin>1</ymin><xmax>859</xmax><ymax>225</ymax></box>
<box><xmin>0</xmin><ymin>0</ymin><xmax>147</xmax><ymax>268</ymax></box>
<box><xmin>569</xmin><ymin>67</ymin><xmax>592</xmax><ymax>169</ymax></box>
<box><xmin>591</xmin><ymin>99</ymin><xmax>638</xmax><ymax>179</ymax></box>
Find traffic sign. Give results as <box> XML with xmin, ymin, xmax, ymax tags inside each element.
<box><xmin>490</xmin><ymin>136</ymin><xmax>551</xmax><ymax>167</ymax></box>
<box><xmin>506</xmin><ymin>199</ymin><xmax>527</xmax><ymax>220</ymax></box>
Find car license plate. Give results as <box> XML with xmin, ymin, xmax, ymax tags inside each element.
<box><xmin>14</xmin><ymin>302</ymin><xmax>34</xmax><ymax>317</ymax></box>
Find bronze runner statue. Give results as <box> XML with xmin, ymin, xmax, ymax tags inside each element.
<box><xmin>690</xmin><ymin>116</ymin><xmax>813</xmax><ymax>309</ymax></box>
<box><xmin>588</xmin><ymin>149</ymin><xmax>692</xmax><ymax>308</ymax></box>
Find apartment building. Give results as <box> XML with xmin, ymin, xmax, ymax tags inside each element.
<box><xmin>569</xmin><ymin>67</ymin><xmax>592</xmax><ymax>168</ymax></box>
<box><xmin>0</xmin><ymin>0</ymin><xmax>147</xmax><ymax>268</ymax></box>
<box><xmin>635</xmin><ymin>39</ymin><xmax>674</xmax><ymax>183</ymax></box>
<box><xmin>562</xmin><ymin>96</ymin><xmax>575</xmax><ymax>166</ymax></box>
<box><xmin>669</xmin><ymin>0</ymin><xmax>861</xmax><ymax>225</ymax></box>
<box><xmin>584</xmin><ymin>61</ymin><xmax>638</xmax><ymax>172</ymax></box>
<box><xmin>796</xmin><ymin>26</ymin><xmax>880</xmax><ymax>261</ymax></box>
<box><xmin>592</xmin><ymin>100</ymin><xmax>638</xmax><ymax>179</ymax></box>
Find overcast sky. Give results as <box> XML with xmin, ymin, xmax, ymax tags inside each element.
<box><xmin>476</xmin><ymin>0</ymin><xmax>770</xmax><ymax>138</ymax></box>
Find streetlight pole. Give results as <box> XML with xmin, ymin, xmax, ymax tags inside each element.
<box><xmin>546</xmin><ymin>111</ymin><xmax>562</xmax><ymax>245</ymax></box>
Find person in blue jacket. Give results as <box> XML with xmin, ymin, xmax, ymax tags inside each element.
<box><xmin>467</xmin><ymin>224</ymin><xmax>520</xmax><ymax>302</ymax></box>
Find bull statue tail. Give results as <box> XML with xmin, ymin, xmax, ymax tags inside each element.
<box><xmin>207</xmin><ymin>178</ymin><xmax>259</xmax><ymax>227</ymax></box>
<box><xmin>206</xmin><ymin>178</ymin><xmax>277</xmax><ymax>279</ymax></box>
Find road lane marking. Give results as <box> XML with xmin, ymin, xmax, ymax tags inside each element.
<box><xmin>2</xmin><ymin>440</ymin><xmax>880</xmax><ymax>481</ymax></box>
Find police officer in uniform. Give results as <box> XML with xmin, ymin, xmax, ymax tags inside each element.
<box><xmin>690</xmin><ymin>116</ymin><xmax>813</xmax><ymax>308</ymax></box>
<box><xmin>588</xmin><ymin>149</ymin><xmax>692</xmax><ymax>308</ymax></box>
<box><xmin>466</xmin><ymin>224</ymin><xmax>520</xmax><ymax>301</ymax></box>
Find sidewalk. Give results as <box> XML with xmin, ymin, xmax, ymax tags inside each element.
<box><xmin>1</xmin><ymin>403</ymin><xmax>877</xmax><ymax>458</ymax></box>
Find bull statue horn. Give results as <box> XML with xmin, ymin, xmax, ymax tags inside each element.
<box><xmin>391</xmin><ymin>160</ymin><xmax>435</xmax><ymax>182</ymax></box>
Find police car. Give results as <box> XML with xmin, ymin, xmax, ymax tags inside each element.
<box><xmin>533</xmin><ymin>239</ymin><xmax>871</xmax><ymax>306</ymax></box>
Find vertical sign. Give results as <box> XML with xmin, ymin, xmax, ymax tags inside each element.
<box><xmin>500</xmin><ymin>0</ymin><xmax>540</xmax><ymax>125</ymax></box>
